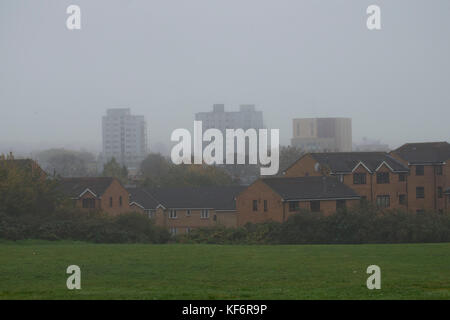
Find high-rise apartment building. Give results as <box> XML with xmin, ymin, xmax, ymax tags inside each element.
<box><xmin>102</xmin><ymin>108</ymin><xmax>148</xmax><ymax>170</ymax></box>
<box><xmin>291</xmin><ymin>118</ymin><xmax>352</xmax><ymax>152</ymax></box>
<box><xmin>195</xmin><ymin>104</ymin><xmax>264</xmax><ymax>133</ymax></box>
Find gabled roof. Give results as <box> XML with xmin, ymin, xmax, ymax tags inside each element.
<box><xmin>261</xmin><ymin>176</ymin><xmax>360</xmax><ymax>201</ymax></box>
<box><xmin>58</xmin><ymin>177</ymin><xmax>116</xmax><ymax>198</ymax></box>
<box><xmin>393</xmin><ymin>142</ymin><xmax>450</xmax><ymax>164</ymax></box>
<box><xmin>138</xmin><ymin>185</ymin><xmax>246</xmax><ymax>211</ymax></box>
<box><xmin>127</xmin><ymin>187</ymin><xmax>160</xmax><ymax>210</ymax></box>
<box><xmin>308</xmin><ymin>152</ymin><xmax>409</xmax><ymax>173</ymax></box>
<box><xmin>1</xmin><ymin>159</ymin><xmax>46</xmax><ymax>175</ymax></box>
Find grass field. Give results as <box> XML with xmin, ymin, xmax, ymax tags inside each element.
<box><xmin>0</xmin><ymin>240</ymin><xmax>449</xmax><ymax>299</ymax></box>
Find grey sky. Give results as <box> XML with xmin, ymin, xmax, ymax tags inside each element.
<box><xmin>1</xmin><ymin>0</ymin><xmax>449</xmax><ymax>155</ymax></box>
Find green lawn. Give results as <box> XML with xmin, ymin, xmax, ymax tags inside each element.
<box><xmin>0</xmin><ymin>240</ymin><xmax>449</xmax><ymax>299</ymax></box>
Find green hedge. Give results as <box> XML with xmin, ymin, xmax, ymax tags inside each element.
<box><xmin>0</xmin><ymin>210</ymin><xmax>170</xmax><ymax>244</ymax></box>
<box><xmin>177</xmin><ymin>207</ymin><xmax>450</xmax><ymax>245</ymax></box>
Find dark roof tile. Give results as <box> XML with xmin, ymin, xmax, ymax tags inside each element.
<box><xmin>138</xmin><ymin>185</ymin><xmax>246</xmax><ymax>210</ymax></box>
<box><xmin>309</xmin><ymin>152</ymin><xmax>409</xmax><ymax>173</ymax></box>
<box><xmin>261</xmin><ymin>176</ymin><xmax>360</xmax><ymax>201</ymax></box>
<box><xmin>58</xmin><ymin>177</ymin><xmax>116</xmax><ymax>198</ymax></box>
<box><xmin>393</xmin><ymin>142</ymin><xmax>450</xmax><ymax>164</ymax></box>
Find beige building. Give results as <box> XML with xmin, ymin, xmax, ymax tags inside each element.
<box><xmin>291</xmin><ymin>118</ymin><xmax>352</xmax><ymax>152</ymax></box>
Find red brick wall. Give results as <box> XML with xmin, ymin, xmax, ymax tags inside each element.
<box><xmin>235</xmin><ymin>179</ymin><xmax>361</xmax><ymax>225</ymax></box>
<box><xmin>236</xmin><ymin>179</ymin><xmax>285</xmax><ymax>225</ymax></box>
<box><xmin>285</xmin><ymin>154</ymin><xmax>408</xmax><ymax>211</ymax></box>
<box><xmin>391</xmin><ymin>152</ymin><xmax>450</xmax><ymax>213</ymax></box>
<box><xmin>284</xmin><ymin>154</ymin><xmax>322</xmax><ymax>177</ymax></box>
<box><xmin>100</xmin><ymin>179</ymin><xmax>134</xmax><ymax>215</ymax></box>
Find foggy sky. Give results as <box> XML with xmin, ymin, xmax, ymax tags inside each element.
<box><xmin>1</xmin><ymin>0</ymin><xmax>449</xmax><ymax>155</ymax></box>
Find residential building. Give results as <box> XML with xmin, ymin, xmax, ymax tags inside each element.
<box><xmin>445</xmin><ymin>188</ymin><xmax>450</xmax><ymax>213</ymax></box>
<box><xmin>127</xmin><ymin>186</ymin><xmax>160</xmax><ymax>218</ymax></box>
<box><xmin>353</xmin><ymin>138</ymin><xmax>390</xmax><ymax>152</ymax></box>
<box><xmin>283</xmin><ymin>152</ymin><xmax>409</xmax><ymax>210</ymax></box>
<box><xmin>102</xmin><ymin>108</ymin><xmax>148</xmax><ymax>171</ymax></box>
<box><xmin>236</xmin><ymin>176</ymin><xmax>360</xmax><ymax>225</ymax></box>
<box><xmin>195</xmin><ymin>104</ymin><xmax>264</xmax><ymax>133</ymax></box>
<box><xmin>0</xmin><ymin>156</ymin><xmax>47</xmax><ymax>178</ymax></box>
<box><xmin>127</xmin><ymin>185</ymin><xmax>246</xmax><ymax>235</ymax></box>
<box><xmin>291</xmin><ymin>118</ymin><xmax>352</xmax><ymax>152</ymax></box>
<box><xmin>58</xmin><ymin>177</ymin><xmax>134</xmax><ymax>215</ymax></box>
<box><xmin>390</xmin><ymin>142</ymin><xmax>450</xmax><ymax>213</ymax></box>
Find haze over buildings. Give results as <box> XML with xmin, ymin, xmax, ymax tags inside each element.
<box><xmin>101</xmin><ymin>108</ymin><xmax>148</xmax><ymax>170</ymax></box>
<box><xmin>195</xmin><ymin>104</ymin><xmax>264</xmax><ymax>132</ymax></box>
<box><xmin>1</xmin><ymin>1</ymin><xmax>450</xmax><ymax>154</ymax></box>
<box><xmin>291</xmin><ymin>118</ymin><xmax>352</xmax><ymax>152</ymax></box>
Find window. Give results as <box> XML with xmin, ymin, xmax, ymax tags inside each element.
<box><xmin>201</xmin><ymin>209</ymin><xmax>209</xmax><ymax>219</ymax></box>
<box><xmin>252</xmin><ymin>200</ymin><xmax>258</xmax><ymax>211</ymax></box>
<box><xmin>416</xmin><ymin>209</ymin><xmax>425</xmax><ymax>214</ymax></box>
<box><xmin>436</xmin><ymin>166</ymin><xmax>443</xmax><ymax>176</ymax></box>
<box><xmin>169</xmin><ymin>210</ymin><xmax>177</xmax><ymax>219</ymax></box>
<box><xmin>186</xmin><ymin>209</ymin><xmax>191</xmax><ymax>217</ymax></box>
<box><xmin>438</xmin><ymin>187</ymin><xmax>443</xmax><ymax>199</ymax></box>
<box><xmin>376</xmin><ymin>195</ymin><xmax>390</xmax><ymax>208</ymax></box>
<box><xmin>399</xmin><ymin>194</ymin><xmax>407</xmax><ymax>205</ymax></box>
<box><xmin>376</xmin><ymin>172</ymin><xmax>390</xmax><ymax>184</ymax></box>
<box><xmin>213</xmin><ymin>215</ymin><xmax>217</xmax><ymax>221</ymax></box>
<box><xmin>145</xmin><ymin>209</ymin><xmax>154</xmax><ymax>218</ymax></box>
<box><xmin>336</xmin><ymin>200</ymin><xmax>346</xmax><ymax>210</ymax></box>
<box><xmin>353</xmin><ymin>173</ymin><xmax>366</xmax><ymax>185</ymax></box>
<box><xmin>310</xmin><ymin>201</ymin><xmax>320</xmax><ymax>212</ymax></box>
<box><xmin>416</xmin><ymin>187</ymin><xmax>425</xmax><ymax>199</ymax></box>
<box><xmin>398</xmin><ymin>173</ymin><xmax>407</xmax><ymax>182</ymax></box>
<box><xmin>170</xmin><ymin>227</ymin><xmax>177</xmax><ymax>236</ymax></box>
<box><xmin>109</xmin><ymin>197</ymin><xmax>113</xmax><ymax>207</ymax></box>
<box><xmin>264</xmin><ymin>200</ymin><xmax>268</xmax><ymax>212</ymax></box>
<box><xmin>82</xmin><ymin>198</ymin><xmax>96</xmax><ymax>209</ymax></box>
<box><xmin>119</xmin><ymin>196</ymin><xmax>122</xmax><ymax>207</ymax></box>
<box><xmin>338</xmin><ymin>175</ymin><xmax>344</xmax><ymax>183</ymax></box>
<box><xmin>416</xmin><ymin>165</ymin><xmax>424</xmax><ymax>176</ymax></box>
<box><xmin>289</xmin><ymin>201</ymin><xmax>299</xmax><ymax>212</ymax></box>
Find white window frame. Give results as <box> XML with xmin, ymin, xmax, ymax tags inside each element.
<box><xmin>169</xmin><ymin>209</ymin><xmax>177</xmax><ymax>219</ymax></box>
<box><xmin>201</xmin><ymin>209</ymin><xmax>209</xmax><ymax>219</ymax></box>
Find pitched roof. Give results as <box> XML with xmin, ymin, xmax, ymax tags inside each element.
<box><xmin>1</xmin><ymin>159</ymin><xmax>46</xmax><ymax>175</ymax></box>
<box><xmin>138</xmin><ymin>185</ymin><xmax>246</xmax><ymax>210</ymax></box>
<box><xmin>58</xmin><ymin>177</ymin><xmax>116</xmax><ymax>198</ymax></box>
<box><xmin>127</xmin><ymin>187</ymin><xmax>160</xmax><ymax>210</ymax></box>
<box><xmin>261</xmin><ymin>176</ymin><xmax>360</xmax><ymax>201</ymax></box>
<box><xmin>308</xmin><ymin>152</ymin><xmax>409</xmax><ymax>173</ymax></box>
<box><xmin>393</xmin><ymin>142</ymin><xmax>450</xmax><ymax>164</ymax></box>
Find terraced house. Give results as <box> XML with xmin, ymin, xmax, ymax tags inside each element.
<box><xmin>390</xmin><ymin>142</ymin><xmax>450</xmax><ymax>213</ymax></box>
<box><xmin>127</xmin><ymin>186</ymin><xmax>245</xmax><ymax>235</ymax></box>
<box><xmin>236</xmin><ymin>176</ymin><xmax>361</xmax><ymax>225</ymax></box>
<box><xmin>283</xmin><ymin>152</ymin><xmax>410</xmax><ymax>210</ymax></box>
<box><xmin>59</xmin><ymin>177</ymin><xmax>134</xmax><ymax>215</ymax></box>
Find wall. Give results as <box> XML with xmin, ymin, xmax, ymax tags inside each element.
<box><xmin>100</xmin><ymin>179</ymin><xmax>134</xmax><ymax>215</ymax></box>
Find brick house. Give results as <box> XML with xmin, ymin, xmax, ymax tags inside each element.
<box><xmin>127</xmin><ymin>186</ymin><xmax>160</xmax><ymax>217</ymax></box>
<box><xmin>445</xmin><ymin>188</ymin><xmax>450</xmax><ymax>213</ymax></box>
<box><xmin>127</xmin><ymin>185</ymin><xmax>246</xmax><ymax>235</ymax></box>
<box><xmin>236</xmin><ymin>176</ymin><xmax>360</xmax><ymax>226</ymax></box>
<box><xmin>59</xmin><ymin>177</ymin><xmax>134</xmax><ymax>215</ymax></box>
<box><xmin>0</xmin><ymin>157</ymin><xmax>47</xmax><ymax>179</ymax></box>
<box><xmin>390</xmin><ymin>142</ymin><xmax>450</xmax><ymax>213</ymax></box>
<box><xmin>283</xmin><ymin>152</ymin><xmax>409</xmax><ymax>210</ymax></box>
